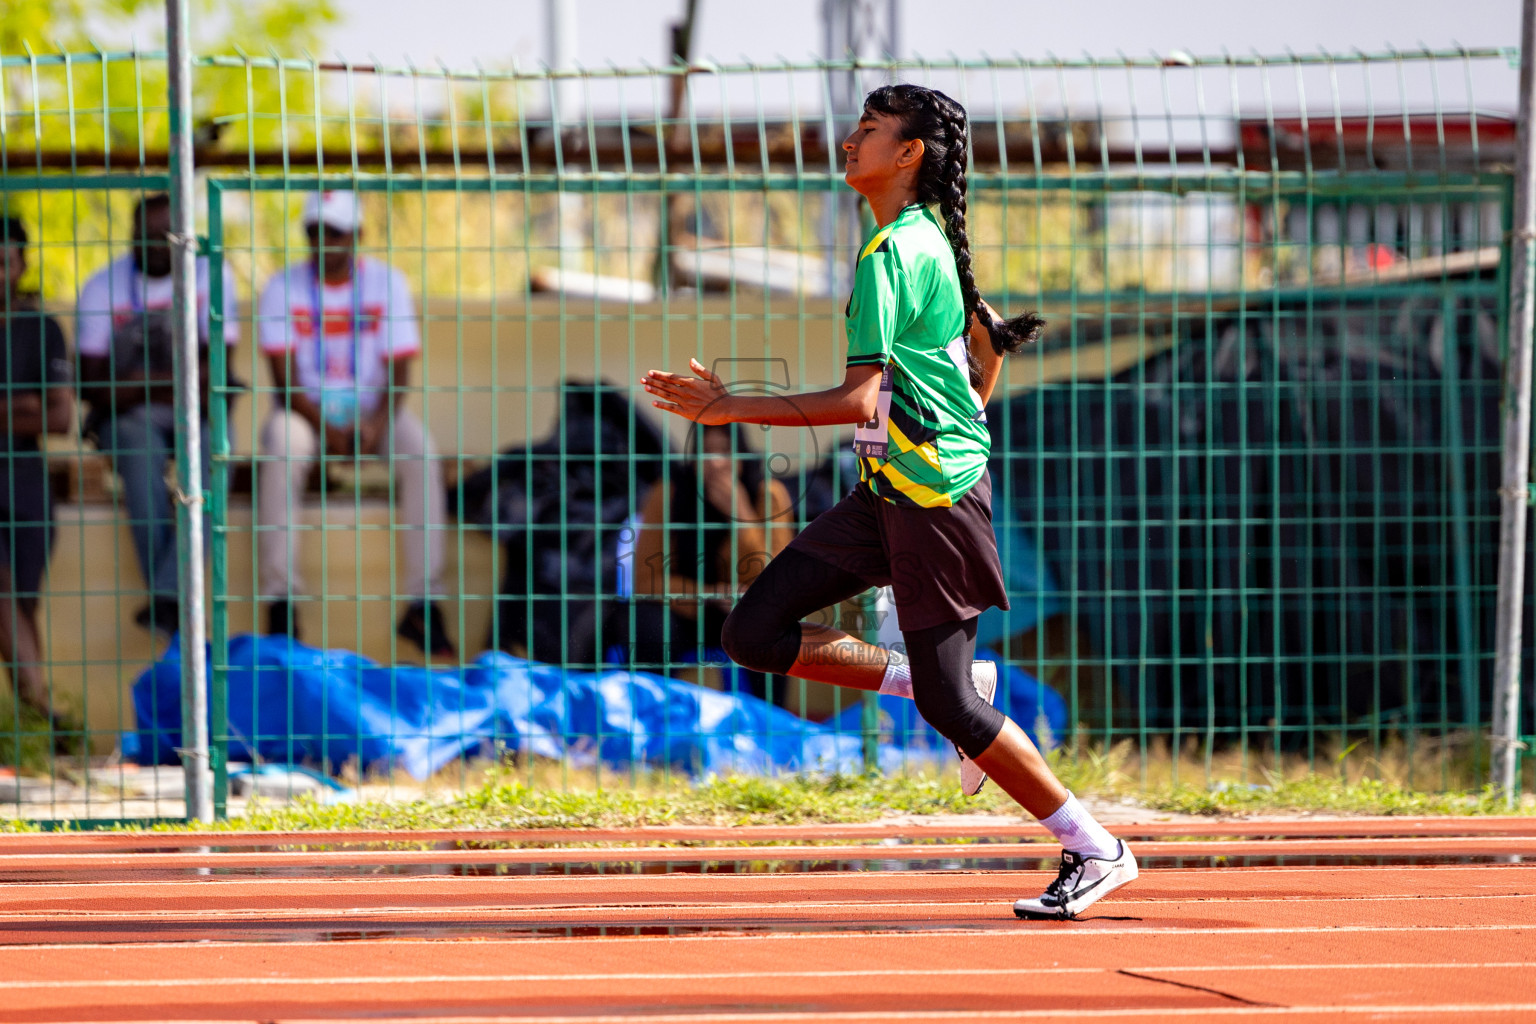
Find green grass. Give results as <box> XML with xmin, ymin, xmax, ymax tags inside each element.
<box><xmin>203</xmin><ymin>769</ymin><xmax>987</xmax><ymax>834</ymax></box>
<box><xmin>1140</xmin><ymin>776</ymin><xmax>1528</xmax><ymax>817</ymax></box>
<box><xmin>1</xmin><ymin>731</ymin><xmax>1529</xmax><ymax>835</ymax></box>
<box><xmin>62</xmin><ymin>740</ymin><xmax>1526</xmax><ymax>836</ymax></box>
<box><xmin>191</xmin><ymin>771</ymin><xmax>1534</xmax><ymax>837</ymax></box>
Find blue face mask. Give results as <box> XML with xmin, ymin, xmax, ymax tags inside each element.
<box><xmin>319</xmin><ymin>389</ymin><xmax>359</xmax><ymax>428</ymax></box>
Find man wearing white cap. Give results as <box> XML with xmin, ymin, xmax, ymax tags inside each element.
<box><xmin>255</xmin><ymin>191</ymin><xmax>452</xmax><ymax>656</ymax></box>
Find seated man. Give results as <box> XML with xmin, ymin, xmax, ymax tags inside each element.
<box><xmin>256</xmin><ymin>191</ymin><xmax>452</xmax><ymax>656</ymax></box>
<box><xmin>74</xmin><ymin>193</ymin><xmax>238</xmax><ymax>636</ymax></box>
<box><xmin>0</xmin><ymin>216</ymin><xmax>73</xmax><ymax>733</ymax></box>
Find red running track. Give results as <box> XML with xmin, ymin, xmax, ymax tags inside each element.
<box><xmin>0</xmin><ymin>819</ymin><xmax>1532</xmax><ymax>1022</ymax></box>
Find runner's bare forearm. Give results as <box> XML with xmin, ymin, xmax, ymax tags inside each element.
<box><xmin>968</xmin><ymin>302</ymin><xmax>1006</xmax><ymax>405</ymax></box>
<box><xmin>643</xmin><ymin>361</ymin><xmax>882</xmax><ymax>427</ymax></box>
<box><xmin>719</xmin><ymin>370</ymin><xmax>882</xmax><ymax>427</ymax></box>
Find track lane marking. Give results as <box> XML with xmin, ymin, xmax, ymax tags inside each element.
<box><xmin>2</xmin><ymin>836</ymin><xmax>1530</xmax><ymax>870</ymax></box>
<box><xmin>3</xmin><ymin>962</ymin><xmax>1534</xmax><ymax>991</ymax></box>
<box><xmin>3</xmin><ymin>891</ymin><xmax>1532</xmax><ymax>922</ymax></box>
<box><xmin>2</xmin><ymin>862</ymin><xmax>1527</xmax><ymax>891</ymax></box>
<box><xmin>4</xmin><ymin>890</ymin><xmax>1530</xmax><ymax>919</ymax></box>
<box><xmin>0</xmin><ymin>921</ymin><xmax>1528</xmax><ymax>953</ymax></box>
<box><xmin>132</xmin><ymin>1005</ymin><xmax>1536</xmax><ymax>1022</ymax></box>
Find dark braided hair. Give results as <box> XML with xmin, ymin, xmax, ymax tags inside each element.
<box><xmin>862</xmin><ymin>84</ymin><xmax>1044</xmax><ymax>356</ymax></box>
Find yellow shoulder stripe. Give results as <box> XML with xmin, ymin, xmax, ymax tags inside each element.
<box><xmin>859</xmin><ymin>224</ymin><xmax>897</xmax><ymax>263</ymax></box>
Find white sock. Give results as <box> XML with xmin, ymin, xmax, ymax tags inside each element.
<box><xmin>1039</xmin><ymin>794</ymin><xmax>1120</xmax><ymax>860</ymax></box>
<box><xmin>877</xmin><ymin>659</ymin><xmax>912</xmax><ymax>699</ymax></box>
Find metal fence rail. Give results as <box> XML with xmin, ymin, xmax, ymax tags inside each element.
<box><xmin>0</xmin><ymin>45</ymin><xmax>1530</xmax><ymax>821</ymax></box>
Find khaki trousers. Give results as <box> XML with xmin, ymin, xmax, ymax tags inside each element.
<box><xmin>257</xmin><ymin>407</ymin><xmax>445</xmax><ymax>600</ymax></box>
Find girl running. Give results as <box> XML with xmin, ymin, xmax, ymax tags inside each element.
<box><xmin>642</xmin><ymin>84</ymin><xmax>1136</xmax><ymax>920</ymax></box>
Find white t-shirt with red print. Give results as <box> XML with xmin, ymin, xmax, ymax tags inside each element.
<box><xmin>256</xmin><ymin>256</ymin><xmax>420</xmax><ymax>415</ymax></box>
<box><xmin>74</xmin><ymin>254</ymin><xmax>240</xmax><ymax>357</ymax></box>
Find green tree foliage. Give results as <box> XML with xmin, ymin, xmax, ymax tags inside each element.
<box><xmin>2</xmin><ymin>0</ymin><xmax>338</xmax><ymax>300</ymax></box>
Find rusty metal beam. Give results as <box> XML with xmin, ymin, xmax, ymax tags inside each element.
<box><xmin>0</xmin><ymin>124</ymin><xmax>1233</xmax><ymax>172</ymax></box>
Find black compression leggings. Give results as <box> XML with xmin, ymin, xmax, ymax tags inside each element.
<box><xmin>721</xmin><ymin>548</ymin><xmax>1007</xmax><ymax>759</ymax></box>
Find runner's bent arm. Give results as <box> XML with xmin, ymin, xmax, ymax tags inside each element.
<box><xmin>967</xmin><ymin>299</ymin><xmax>1006</xmax><ymax>406</ymax></box>
<box><xmin>644</xmin><ymin>359</ymin><xmax>883</xmax><ymax>427</ymax></box>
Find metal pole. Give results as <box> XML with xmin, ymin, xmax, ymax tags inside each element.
<box><xmin>166</xmin><ymin>0</ymin><xmax>212</xmax><ymax>823</ymax></box>
<box><xmin>1492</xmin><ymin>0</ymin><xmax>1536</xmax><ymax>802</ymax></box>
<box><xmin>822</xmin><ymin>0</ymin><xmax>862</xmax><ymax>297</ymax></box>
<box><xmin>547</xmin><ymin>0</ymin><xmax>584</xmax><ymax>273</ymax></box>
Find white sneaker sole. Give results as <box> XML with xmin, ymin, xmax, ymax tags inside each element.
<box><xmin>958</xmin><ymin>661</ymin><xmax>997</xmax><ymax>796</ymax></box>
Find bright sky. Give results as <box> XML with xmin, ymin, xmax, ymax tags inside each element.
<box><xmin>308</xmin><ymin>0</ymin><xmax>1522</xmax><ymax>120</ymax></box>
<box><xmin>330</xmin><ymin>0</ymin><xmax>1516</xmax><ymax>72</ymax></box>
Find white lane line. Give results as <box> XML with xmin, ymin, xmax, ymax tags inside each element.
<box><xmin>266</xmin><ymin>1007</ymin><xmax>1536</xmax><ymax>1022</ymax></box>
<box><xmin>2</xmin><ymin>891</ymin><xmax>1531</xmax><ymax>921</ymax></box>
<box><xmin>0</xmin><ymin>971</ymin><xmax>1097</xmax><ymax>990</ymax></box>
<box><xmin>0</xmin><ymin>921</ymin><xmax>1527</xmax><ymax>953</ymax></box>
<box><xmin>196</xmin><ymin>1006</ymin><xmax>1536</xmax><ymax>1023</ymax></box>
<box><xmin>3</xmin><ymin>962</ymin><xmax>1534</xmax><ymax>991</ymax></box>
<box><xmin>1</xmin><ymin>862</ymin><xmax>1528</xmax><ymax>891</ymax></box>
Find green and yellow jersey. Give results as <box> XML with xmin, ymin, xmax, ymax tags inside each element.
<box><xmin>844</xmin><ymin>203</ymin><xmax>990</xmax><ymax>509</ymax></box>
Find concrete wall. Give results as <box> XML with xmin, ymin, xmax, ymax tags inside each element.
<box><xmin>33</xmin><ymin>297</ymin><xmax>1150</xmax><ymax>745</ymax></box>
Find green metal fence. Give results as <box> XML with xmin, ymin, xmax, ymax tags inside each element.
<box><xmin>0</xmin><ymin>47</ymin><xmax>195</xmax><ymax>821</ymax></box>
<box><xmin>0</xmin><ymin>45</ymin><xmax>1532</xmax><ymax>822</ymax></box>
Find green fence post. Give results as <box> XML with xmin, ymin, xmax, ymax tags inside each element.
<box><xmin>206</xmin><ymin>182</ymin><xmax>230</xmax><ymax>820</ymax></box>
<box><xmin>861</xmin><ymin>590</ymin><xmax>879</xmax><ymax>773</ymax></box>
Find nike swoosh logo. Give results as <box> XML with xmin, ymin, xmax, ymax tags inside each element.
<box><xmin>1067</xmin><ymin>867</ymin><xmax>1120</xmax><ymax>903</ymax></box>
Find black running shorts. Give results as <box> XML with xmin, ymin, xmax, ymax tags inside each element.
<box><xmin>783</xmin><ymin>469</ymin><xmax>1009</xmax><ymax>633</ymax></box>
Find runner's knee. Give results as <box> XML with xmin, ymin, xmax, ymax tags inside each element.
<box><xmin>721</xmin><ymin>547</ymin><xmax>876</xmax><ymax>678</ymax></box>
<box><xmin>913</xmin><ymin>682</ymin><xmax>1004</xmax><ymax>759</ymax></box>
<box><xmin>905</xmin><ymin>617</ymin><xmax>1004</xmax><ymax>759</ymax></box>
<box><xmin>720</xmin><ymin>595</ymin><xmax>800</xmax><ymax>676</ymax></box>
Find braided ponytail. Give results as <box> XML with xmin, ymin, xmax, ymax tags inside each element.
<box><xmin>862</xmin><ymin>85</ymin><xmax>1045</xmax><ymax>355</ymax></box>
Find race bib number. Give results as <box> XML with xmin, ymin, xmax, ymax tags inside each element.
<box><xmin>852</xmin><ymin>362</ymin><xmax>894</xmax><ymax>459</ymax></box>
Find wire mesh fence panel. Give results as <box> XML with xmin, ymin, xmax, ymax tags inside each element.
<box><xmin>0</xmin><ymin>49</ymin><xmax>203</xmax><ymax>822</ymax></box>
<box><xmin>2</xmin><ymin>44</ymin><xmax>1533</xmax><ymax>821</ymax></box>
<box><xmin>196</xmin><ymin>46</ymin><xmax>1533</xmax><ymax>805</ymax></box>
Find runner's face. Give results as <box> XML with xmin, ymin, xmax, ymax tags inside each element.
<box><xmin>842</xmin><ymin>110</ymin><xmax>919</xmax><ymax>198</ymax></box>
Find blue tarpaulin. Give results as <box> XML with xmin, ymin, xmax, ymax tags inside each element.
<box><xmin>134</xmin><ymin>636</ymin><xmax>1067</xmax><ymax>780</ymax></box>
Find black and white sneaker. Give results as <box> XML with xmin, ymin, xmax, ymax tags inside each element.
<box><xmin>1013</xmin><ymin>841</ymin><xmax>1138</xmax><ymax>920</ymax></box>
<box><xmin>957</xmin><ymin>660</ymin><xmax>997</xmax><ymax>796</ymax></box>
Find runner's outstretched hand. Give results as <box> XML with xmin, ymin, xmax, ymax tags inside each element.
<box><xmin>643</xmin><ymin>358</ymin><xmax>734</xmax><ymax>424</ymax></box>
